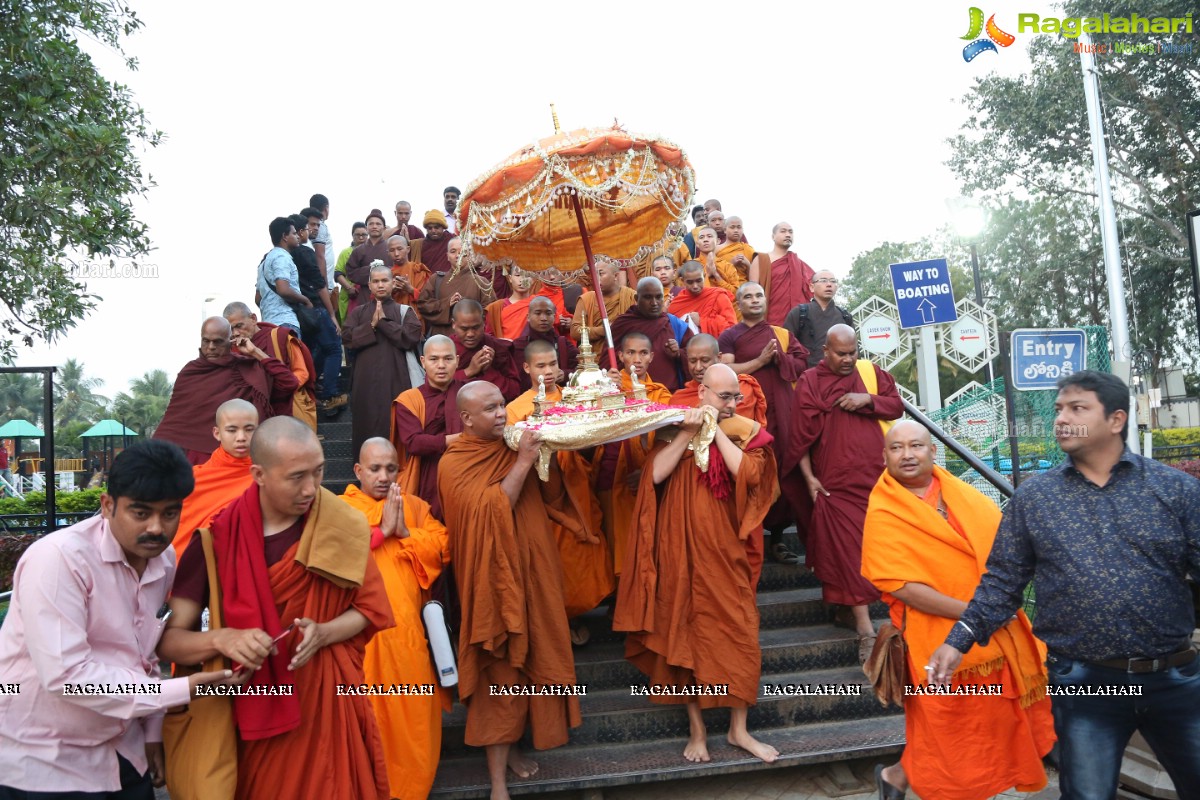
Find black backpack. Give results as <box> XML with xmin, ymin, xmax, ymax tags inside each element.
<box><xmin>790</xmin><ymin>302</ymin><xmax>853</xmax><ymax>338</ymax></box>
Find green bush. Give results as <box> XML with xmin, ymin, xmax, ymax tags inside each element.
<box><xmin>1152</xmin><ymin>427</ymin><xmax>1200</xmax><ymax>448</ymax></box>
<box><xmin>0</xmin><ymin>488</ymin><xmax>103</xmax><ymax>516</ymax></box>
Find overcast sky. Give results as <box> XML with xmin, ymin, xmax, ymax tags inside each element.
<box><xmin>15</xmin><ymin>1</ymin><xmax>1059</xmax><ymax>396</ymax></box>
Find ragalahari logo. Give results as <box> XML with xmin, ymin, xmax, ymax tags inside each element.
<box><xmin>961</xmin><ymin>7</ymin><xmax>1016</xmax><ymax>61</ymax></box>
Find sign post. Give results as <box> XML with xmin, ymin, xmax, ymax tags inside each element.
<box><xmin>890</xmin><ymin>259</ymin><xmax>957</xmax><ymax>411</ymax></box>
<box><xmin>1010</xmin><ymin>328</ymin><xmax>1088</xmax><ymax>391</ymax></box>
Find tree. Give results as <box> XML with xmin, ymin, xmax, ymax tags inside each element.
<box><xmin>112</xmin><ymin>369</ymin><xmax>171</xmax><ymax>436</ymax></box>
<box><xmin>0</xmin><ymin>373</ymin><xmax>43</xmax><ymax>425</ymax></box>
<box><xmin>949</xmin><ymin>0</ymin><xmax>1200</xmax><ymax>372</ymax></box>
<box><xmin>0</xmin><ymin>1</ymin><xmax>161</xmax><ymax>362</ymax></box>
<box><xmin>54</xmin><ymin>358</ymin><xmax>108</xmax><ymax>426</ymax></box>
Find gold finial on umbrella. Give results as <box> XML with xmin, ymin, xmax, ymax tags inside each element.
<box><xmin>550</xmin><ymin>103</ymin><xmax>561</xmax><ymax>134</ymax></box>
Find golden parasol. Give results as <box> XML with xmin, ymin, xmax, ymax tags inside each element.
<box><xmin>456</xmin><ymin>109</ymin><xmax>696</xmax><ymax>368</ymax></box>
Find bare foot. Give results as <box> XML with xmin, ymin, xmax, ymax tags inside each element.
<box><xmin>506</xmin><ymin>749</ymin><xmax>538</xmax><ymax>779</ymax></box>
<box><xmin>727</xmin><ymin>730</ymin><xmax>779</xmax><ymax>763</ymax></box>
<box><xmin>490</xmin><ymin>787</ymin><xmax>511</xmax><ymax>800</ymax></box>
<box><xmin>683</xmin><ymin>733</ymin><xmax>711</xmax><ymax>763</ymax></box>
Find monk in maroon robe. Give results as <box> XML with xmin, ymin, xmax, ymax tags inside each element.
<box><xmin>448</xmin><ymin>299</ymin><xmax>522</xmax><ymax>402</ymax></box>
<box><xmin>719</xmin><ymin>282</ymin><xmax>810</xmax><ymax>565</ymax></box>
<box><xmin>391</xmin><ymin>335</ymin><xmax>464</xmax><ymax>521</ymax></box>
<box><xmin>765</xmin><ymin>222</ymin><xmax>815</xmax><ymax>327</ymax></box>
<box><xmin>793</xmin><ymin>324</ymin><xmax>903</xmax><ymax>661</ymax></box>
<box><xmin>607</xmin><ymin>277</ymin><xmax>692</xmax><ymax>392</ymax></box>
<box><xmin>512</xmin><ymin>297</ymin><xmax>578</xmax><ymax>391</ymax></box>
<box><xmin>409</xmin><ymin>210</ymin><xmax>453</xmax><ymax>273</ymax></box>
<box><xmin>344</xmin><ymin>210</ymin><xmax>391</xmax><ymax>316</ymax></box>
<box><xmin>155</xmin><ymin>317</ymin><xmax>298</xmax><ymax>464</ymax></box>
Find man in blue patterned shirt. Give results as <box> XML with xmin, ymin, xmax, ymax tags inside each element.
<box><xmin>928</xmin><ymin>370</ymin><xmax>1200</xmax><ymax>799</ymax></box>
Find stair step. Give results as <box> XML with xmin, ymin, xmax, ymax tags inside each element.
<box><xmin>439</xmin><ymin>666</ymin><xmax>895</xmax><ymax>755</ymax></box>
<box><xmin>430</xmin><ymin>715</ymin><xmax>905</xmax><ymax>798</ymax></box>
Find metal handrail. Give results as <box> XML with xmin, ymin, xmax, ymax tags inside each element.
<box><xmin>903</xmin><ymin>399</ymin><xmax>1014</xmax><ymax>499</ymax></box>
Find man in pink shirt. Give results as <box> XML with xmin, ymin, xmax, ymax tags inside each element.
<box><xmin>0</xmin><ymin>440</ymin><xmax>232</xmax><ymax>799</ymax></box>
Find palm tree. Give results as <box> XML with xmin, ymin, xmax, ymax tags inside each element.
<box><xmin>55</xmin><ymin>359</ymin><xmax>108</xmax><ymax>427</ymax></box>
<box><xmin>0</xmin><ymin>373</ymin><xmax>43</xmax><ymax>425</ymax></box>
<box><xmin>113</xmin><ymin>370</ymin><xmax>173</xmax><ymax>437</ymax></box>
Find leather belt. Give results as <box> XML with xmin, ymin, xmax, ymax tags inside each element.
<box><xmin>1093</xmin><ymin>647</ymin><xmax>1196</xmax><ymax>674</ymax></box>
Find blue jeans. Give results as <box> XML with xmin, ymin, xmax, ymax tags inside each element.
<box><xmin>1047</xmin><ymin>650</ymin><xmax>1200</xmax><ymax>800</ymax></box>
<box><xmin>303</xmin><ymin>308</ymin><xmax>342</xmax><ymax>400</ymax></box>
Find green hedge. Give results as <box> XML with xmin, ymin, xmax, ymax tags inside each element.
<box><xmin>0</xmin><ymin>488</ymin><xmax>103</xmax><ymax>516</ymax></box>
<box><xmin>1153</xmin><ymin>427</ymin><xmax>1200</xmax><ymax>447</ymax></box>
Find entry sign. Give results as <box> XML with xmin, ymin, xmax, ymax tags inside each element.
<box><xmin>860</xmin><ymin>314</ymin><xmax>900</xmax><ymax>356</ymax></box>
<box><xmin>949</xmin><ymin>314</ymin><xmax>988</xmax><ymax>359</ymax></box>
<box><xmin>1011</xmin><ymin>328</ymin><xmax>1087</xmax><ymax>391</ymax></box>
<box><xmin>889</xmin><ymin>259</ymin><xmax>957</xmax><ymax>329</ymax></box>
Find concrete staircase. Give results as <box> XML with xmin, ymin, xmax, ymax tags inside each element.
<box><xmin>317</xmin><ymin>402</ymin><xmax>904</xmax><ymax>798</ymax></box>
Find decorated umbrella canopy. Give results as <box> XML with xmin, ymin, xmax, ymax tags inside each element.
<box><xmin>457</xmin><ymin>115</ymin><xmax>696</xmax><ymax>367</ymax></box>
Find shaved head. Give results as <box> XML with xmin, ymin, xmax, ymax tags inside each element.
<box><xmin>358</xmin><ymin>436</ymin><xmax>398</xmax><ymax>463</ymax></box>
<box><xmin>687</xmin><ymin>333</ymin><xmax>720</xmax><ymax>358</ymax></box>
<box><xmin>456</xmin><ymin>380</ymin><xmax>507</xmax><ymax>440</ymax></box>
<box><xmin>250</xmin><ymin>416</ymin><xmax>320</xmax><ymax>468</ymax></box>
<box><xmin>824</xmin><ymin>324</ymin><xmax>859</xmax><ymax>376</ymax></box>
<box><xmin>355</xmin><ymin>438</ymin><xmax>399</xmax><ymax>500</ymax></box>
<box><xmin>529</xmin><ymin>296</ymin><xmax>555</xmax><ymax>312</ymax></box>
<box><xmin>679</xmin><ymin>261</ymin><xmax>704</xmax><ymax>278</ymax></box>
<box><xmin>215</xmin><ymin>398</ymin><xmax>258</xmax><ymax>427</ymax></box>
<box><xmin>451</xmin><ymin>298</ymin><xmax>483</xmax><ymax>320</ymax></box>
<box><xmin>424</xmin><ymin>334</ymin><xmax>455</xmax><ymax>355</ymax></box>
<box><xmin>884</xmin><ymin>420</ymin><xmax>936</xmax><ymax>490</ymax></box>
<box><xmin>827</xmin><ymin>323</ymin><xmax>857</xmax><ymax>348</ymax></box>
<box><xmin>699</xmin><ymin>363</ymin><xmax>741</xmax><ymax>419</ymax></box>
<box><xmin>200</xmin><ymin>316</ymin><xmax>232</xmax><ymax>360</ymax></box>
<box><xmin>222</xmin><ymin>301</ymin><xmax>253</xmax><ymax>318</ymax></box>
<box><xmin>421</xmin><ymin>334</ymin><xmax>458</xmax><ymax>390</ymax></box>
<box><xmin>212</xmin><ymin>399</ymin><xmax>258</xmax><ymax>459</ymax></box>
<box><xmin>523</xmin><ymin>338</ymin><xmax>557</xmax><ymax>363</ymax></box>
<box><xmin>249</xmin><ymin>416</ymin><xmax>324</xmax><ymax>519</ymax></box>
<box><xmin>686</xmin><ymin>333</ymin><xmax>721</xmax><ymax>383</ymax></box>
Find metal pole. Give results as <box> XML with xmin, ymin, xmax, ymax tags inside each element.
<box><xmin>916</xmin><ymin>326</ymin><xmax>942</xmax><ymax>412</ymax></box>
<box><xmin>42</xmin><ymin>368</ymin><xmax>56</xmax><ymax>533</ymax></box>
<box><xmin>1080</xmin><ymin>32</ymin><xmax>1138</xmax><ymax>454</ymax></box>
<box><xmin>970</xmin><ymin>242</ymin><xmax>996</xmax><ymax>386</ymax></box>
<box><xmin>570</xmin><ymin>194</ymin><xmax>619</xmax><ymax>370</ymax></box>
<box><xmin>999</xmin><ymin>332</ymin><xmax>1022</xmax><ymax>487</ymax></box>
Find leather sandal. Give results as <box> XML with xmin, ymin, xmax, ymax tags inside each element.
<box><xmin>875</xmin><ymin>764</ymin><xmax>906</xmax><ymax>799</ymax></box>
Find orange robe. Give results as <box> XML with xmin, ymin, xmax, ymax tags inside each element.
<box><xmin>171</xmin><ymin>446</ymin><xmax>253</xmax><ymax>556</ymax></box>
<box><xmin>669</xmin><ymin>376</ymin><xmax>768</xmax><ymax>426</ymax></box>
<box><xmin>571</xmin><ymin>287</ymin><xmax>637</xmax><ymax>344</ymax></box>
<box><xmin>341</xmin><ymin>485</ymin><xmax>450</xmax><ymax>800</ymax></box>
<box><xmin>392</xmin><ymin>261</ymin><xmax>431</xmax><ymax>321</ymax></box>
<box><xmin>716</xmin><ymin>242</ymin><xmax>772</xmax><ymax>319</ymax></box>
<box><xmin>438</xmin><ymin>434</ymin><xmax>582</xmax><ymax>749</ymax></box>
<box><xmin>614</xmin><ymin>417</ymin><xmax>778</xmax><ymax>707</ymax></box>
<box><xmin>508</xmin><ymin>388</ymin><xmax>615</xmax><ymax>617</ymax></box>
<box><xmin>665</xmin><ymin>286</ymin><xmax>738</xmax><ymax>337</ymax></box>
<box><xmin>862</xmin><ymin>468</ymin><xmax>1056</xmax><ymax>800</ymax></box>
<box><xmin>485</xmin><ymin>296</ymin><xmax>532</xmax><ymax>339</ymax></box>
<box><xmin>231</xmin><ymin>488</ymin><xmax>395</xmax><ymax>800</ymax></box>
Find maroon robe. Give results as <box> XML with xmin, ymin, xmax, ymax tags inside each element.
<box><xmin>451</xmin><ymin>333</ymin><xmax>522</xmax><ymax>402</ymax></box>
<box><xmin>154</xmin><ymin>352</ymin><xmax>298</xmax><ymax>463</ymax></box>
<box><xmin>718</xmin><ymin>320</ymin><xmax>810</xmax><ymax>536</ymax></box>
<box><xmin>413</xmin><ymin>236</ymin><xmax>451</xmax><ymax>273</ymax></box>
<box><xmin>252</xmin><ymin>322</ymin><xmax>317</xmax><ymax>399</ymax></box>
<box><xmin>791</xmin><ymin>361</ymin><xmax>903</xmax><ymax>605</ymax></box>
<box><xmin>415</xmin><ymin>270</ymin><xmax>493</xmax><ymax>338</ymax></box>
<box><xmin>345</xmin><ymin>239</ymin><xmax>391</xmax><ymax>315</ymax></box>
<box><xmin>391</xmin><ymin>381</ymin><xmax>464</xmax><ymax>521</ymax></box>
<box><xmin>766</xmin><ymin>252</ymin><xmax>815</xmax><ymax>327</ymax></box>
<box><xmin>342</xmin><ymin>298</ymin><xmax>424</xmax><ymax>456</ymax></box>
<box><xmin>511</xmin><ymin>327</ymin><xmax>578</xmax><ymax>392</ymax></box>
<box><xmin>607</xmin><ymin>310</ymin><xmax>693</xmax><ymax>392</ymax></box>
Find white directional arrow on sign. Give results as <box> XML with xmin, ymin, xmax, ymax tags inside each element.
<box><xmin>949</xmin><ymin>314</ymin><xmax>988</xmax><ymax>359</ymax></box>
<box><xmin>860</xmin><ymin>314</ymin><xmax>900</xmax><ymax>356</ymax></box>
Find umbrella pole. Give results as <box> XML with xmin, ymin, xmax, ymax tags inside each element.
<box><xmin>570</xmin><ymin>195</ymin><xmax>619</xmax><ymax>370</ymax></box>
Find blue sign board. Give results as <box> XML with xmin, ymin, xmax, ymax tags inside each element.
<box><xmin>889</xmin><ymin>259</ymin><xmax>958</xmax><ymax>329</ymax></box>
<box><xmin>1010</xmin><ymin>328</ymin><xmax>1087</xmax><ymax>391</ymax></box>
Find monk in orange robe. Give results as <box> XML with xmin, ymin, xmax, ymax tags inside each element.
<box><xmin>485</xmin><ymin>266</ymin><xmax>534</xmax><ymax>339</ymax></box>
<box><xmin>863</xmin><ymin>421</ymin><xmax>1055</xmax><ymax>800</ymax></box>
<box><xmin>571</xmin><ymin>260</ymin><xmax>636</xmax><ymax>348</ymax></box>
<box><xmin>718</xmin><ymin>217</ymin><xmax>771</xmax><ymax>312</ymax></box>
<box><xmin>171</xmin><ymin>398</ymin><xmax>258</xmax><ymax>556</ymax></box>
<box><xmin>159</xmin><ymin>416</ymin><xmax>394</xmax><ymax>800</ymax></box>
<box><xmin>508</xmin><ymin>340</ymin><xmax>614</xmax><ymax>642</ymax></box>
<box><xmin>689</xmin><ymin>226</ymin><xmax>741</xmax><ymax>296</ymax></box>
<box><xmin>342</xmin><ymin>438</ymin><xmax>450</xmax><ymax>800</ymax></box>
<box><xmin>667</xmin><ymin>260</ymin><xmax>738</xmax><ymax>337</ymax></box>
<box><xmin>615</xmin><ymin>365</ymin><xmax>780</xmax><ymax>764</ymax></box>
<box><xmin>670</xmin><ymin>335</ymin><xmax>769</xmax><ymax>585</ymax></box>
<box><xmin>765</xmin><ymin>222</ymin><xmax>815</xmax><ymax>326</ymax></box>
<box><xmin>438</xmin><ymin>381</ymin><xmax>582</xmax><ymax>800</ymax></box>
<box><xmin>387</xmin><ymin>234</ymin><xmax>431</xmax><ymax>322</ymax></box>
<box><xmin>794</xmin><ymin>325</ymin><xmax>903</xmax><ymax>661</ymax></box>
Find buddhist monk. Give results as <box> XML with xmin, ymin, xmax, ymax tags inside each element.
<box><xmin>615</xmin><ymin>364</ymin><xmax>779</xmax><ymax>764</ymax></box>
<box><xmin>416</xmin><ymin>237</ymin><xmax>495</xmax><ymax>337</ymax></box>
<box><xmin>720</xmin><ymin>282</ymin><xmax>810</xmax><ymax>567</ymax></box>
<box><xmin>863</xmin><ymin>421</ymin><xmax>1055</xmax><ymax>800</ymax></box>
<box><xmin>793</xmin><ymin>324</ymin><xmax>903</xmax><ymax>662</ymax></box>
<box><xmin>570</xmin><ymin>260</ymin><xmax>636</xmax><ymax>345</ymax></box>
<box><xmin>690</xmin><ymin>226</ymin><xmax>741</xmax><ymax>296</ymax></box>
<box><xmin>484</xmin><ymin>266</ymin><xmax>535</xmax><ymax>339</ymax></box>
<box><xmin>438</xmin><ymin>381</ymin><xmax>582</xmax><ymax>800</ymax></box>
<box><xmin>391</xmin><ymin>335</ymin><xmax>464</xmax><ymax>520</ymax></box>
<box><xmin>765</xmin><ymin>222</ymin><xmax>816</xmax><ymax>326</ymax></box>
<box><xmin>508</xmin><ymin>340</ymin><xmax>613</xmax><ymax>643</ymax></box>
<box><xmin>159</xmin><ymin>416</ymin><xmax>394</xmax><ymax>800</ymax></box>
<box><xmin>154</xmin><ymin>317</ymin><xmax>298</xmax><ymax>464</ymax></box>
<box><xmin>450</xmin><ymin>299</ymin><xmax>522</xmax><ymax>401</ymax></box>
<box><xmin>409</xmin><ymin>210</ymin><xmax>453</xmax><ymax>273</ymax></box>
<box><xmin>342</xmin><ymin>438</ymin><xmax>450</xmax><ymax>800</ymax></box>
<box><xmin>671</xmin><ymin>335</ymin><xmax>767</xmax><ymax>426</ymax></box>
<box><xmin>668</xmin><ymin>261</ymin><xmax>738</xmax><ymax>337</ymax></box>
<box><xmin>171</xmin><ymin>398</ymin><xmax>258</xmax><ymax>556</ymax></box>
<box><xmin>387</xmin><ymin>234</ymin><xmax>431</xmax><ymax>319</ymax></box>
<box><xmin>608</xmin><ymin>278</ymin><xmax>692</xmax><ymax>392</ymax></box>
<box><xmin>512</xmin><ymin>296</ymin><xmax>578</xmax><ymax>391</ymax></box>
<box><xmin>718</xmin><ymin>217</ymin><xmax>770</xmax><ymax>306</ymax></box>
<box><xmin>344</xmin><ymin>209</ymin><xmax>391</xmax><ymax>315</ymax></box>
<box><xmin>651</xmin><ymin>255</ymin><xmax>680</xmax><ymax>298</ymax></box>
<box><xmin>342</xmin><ymin>264</ymin><xmax>424</xmax><ymax>455</ymax></box>
<box><xmin>224</xmin><ymin>301</ymin><xmax>322</xmax><ymax>429</ymax></box>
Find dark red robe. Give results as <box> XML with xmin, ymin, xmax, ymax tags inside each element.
<box><xmin>391</xmin><ymin>381</ymin><xmax>464</xmax><ymax>521</ymax></box>
<box><xmin>452</xmin><ymin>333</ymin><xmax>522</xmax><ymax>402</ymax></box>
<box><xmin>719</xmin><ymin>321</ymin><xmax>810</xmax><ymax>536</ymax></box>
<box><xmin>511</xmin><ymin>327</ymin><xmax>578</xmax><ymax>392</ymax></box>
<box><xmin>344</xmin><ymin>239</ymin><xmax>391</xmax><ymax>315</ymax></box>
<box><xmin>766</xmin><ymin>252</ymin><xmax>815</xmax><ymax>327</ymax></box>
<box><xmin>791</xmin><ymin>361</ymin><xmax>903</xmax><ymax>605</ymax></box>
<box><xmin>607</xmin><ymin>310</ymin><xmax>693</xmax><ymax>392</ymax></box>
<box><xmin>154</xmin><ymin>352</ymin><xmax>298</xmax><ymax>463</ymax></box>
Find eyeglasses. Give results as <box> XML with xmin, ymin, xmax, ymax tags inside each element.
<box><xmin>703</xmin><ymin>388</ymin><xmax>744</xmax><ymax>403</ymax></box>
<box><xmin>813</xmin><ymin>278</ymin><xmax>838</xmax><ymax>284</ymax></box>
